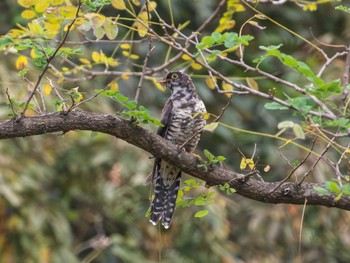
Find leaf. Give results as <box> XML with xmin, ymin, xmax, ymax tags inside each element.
<box><xmin>43</xmin><ymin>83</ymin><xmax>52</xmax><ymax>96</ymax></box>
<box><xmin>21</xmin><ymin>10</ymin><xmax>36</xmax><ymax>19</ymax></box>
<box><xmin>292</xmin><ymin>124</ymin><xmax>305</xmax><ymax>139</ymax></box>
<box><xmin>194</xmin><ymin>210</ymin><xmax>209</xmax><ymax>218</ymax></box>
<box><xmin>104</xmin><ymin>18</ymin><xmax>118</xmax><ymax>40</ymax></box>
<box><xmin>205</xmin><ymin>77</ymin><xmax>217</xmax><ymax>89</ymax></box>
<box><xmin>246</xmin><ymin>77</ymin><xmax>259</xmax><ymax>90</ymax></box>
<box><xmin>15</xmin><ymin>55</ymin><xmax>28</xmax><ymax>70</ymax></box>
<box><xmin>325</xmin><ymin>181</ymin><xmax>341</xmax><ymax>194</ymax></box>
<box><xmin>264</xmin><ymin>102</ymin><xmax>288</xmax><ymax>110</ymax></box>
<box><xmin>277</xmin><ymin>121</ymin><xmax>294</xmax><ymax>129</ymax></box>
<box><xmin>111</xmin><ymin>0</ymin><xmax>126</xmax><ymax>10</ymax></box>
<box><xmin>240</xmin><ymin>158</ymin><xmax>247</xmax><ymax>170</ymax></box>
<box><xmin>204</xmin><ymin>122</ymin><xmax>219</xmax><ymax>133</ymax></box>
<box><xmin>204</xmin><ymin>149</ymin><xmax>215</xmax><ymax>162</ymax></box>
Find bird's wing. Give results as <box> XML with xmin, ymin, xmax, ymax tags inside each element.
<box><xmin>144</xmin><ymin>99</ymin><xmax>173</xmax><ymax>185</ymax></box>
<box><xmin>157</xmin><ymin>98</ymin><xmax>173</xmax><ymax>138</ymax></box>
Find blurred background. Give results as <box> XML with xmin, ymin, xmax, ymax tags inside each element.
<box><xmin>0</xmin><ymin>0</ymin><xmax>350</xmax><ymax>262</ymax></box>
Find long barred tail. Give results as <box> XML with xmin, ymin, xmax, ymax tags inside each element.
<box><xmin>149</xmin><ymin>166</ymin><xmax>181</xmax><ymax>229</ymax></box>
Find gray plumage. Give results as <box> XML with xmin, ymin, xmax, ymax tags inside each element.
<box><xmin>149</xmin><ymin>71</ymin><xmax>206</xmax><ymax>229</ymax></box>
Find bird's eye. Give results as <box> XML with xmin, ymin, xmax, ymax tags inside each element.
<box><xmin>171</xmin><ymin>73</ymin><xmax>179</xmax><ymax>79</ymax></box>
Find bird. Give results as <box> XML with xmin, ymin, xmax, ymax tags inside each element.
<box><xmin>148</xmin><ymin>71</ymin><xmax>206</xmax><ymax>229</ymax></box>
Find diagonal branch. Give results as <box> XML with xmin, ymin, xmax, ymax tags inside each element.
<box><xmin>0</xmin><ymin>110</ymin><xmax>349</xmax><ymax>211</ymax></box>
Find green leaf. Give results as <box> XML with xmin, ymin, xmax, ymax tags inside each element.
<box><xmin>202</xmin><ymin>36</ymin><xmax>216</xmax><ymax>47</ymax></box>
<box><xmin>203</xmin><ymin>149</ymin><xmax>215</xmax><ymax>162</ymax></box>
<box><xmin>259</xmin><ymin>44</ymin><xmax>283</xmax><ymax>51</ymax></box>
<box><xmin>194</xmin><ymin>199</ymin><xmax>207</xmax><ymax>206</ymax></box>
<box><xmin>211</xmin><ymin>32</ymin><xmax>222</xmax><ymax>42</ymax></box>
<box><xmin>0</xmin><ymin>35</ymin><xmax>13</xmax><ymax>48</ymax></box>
<box><xmin>277</xmin><ymin>121</ymin><xmax>295</xmax><ymax>129</ymax></box>
<box><xmin>342</xmin><ymin>184</ymin><xmax>350</xmax><ymax>196</ymax></box>
<box><xmin>292</xmin><ymin>124</ymin><xmax>305</xmax><ymax>139</ymax></box>
<box><xmin>204</xmin><ymin>122</ymin><xmax>219</xmax><ymax>132</ymax></box>
<box><xmin>216</xmin><ymin>156</ymin><xmax>226</xmax><ymax>162</ymax></box>
<box><xmin>335</xmin><ymin>5</ymin><xmax>350</xmax><ymax>14</ymax></box>
<box><xmin>326</xmin><ymin>181</ymin><xmax>341</xmax><ymax>194</ymax></box>
<box><xmin>287</xmin><ymin>97</ymin><xmax>315</xmax><ymax>113</ymax></box>
<box><xmin>264</xmin><ymin>102</ymin><xmax>289</xmax><ymax>110</ymax></box>
<box><xmin>124</xmin><ymin>100</ymin><xmax>137</xmax><ymax>109</ymax></box>
<box><xmin>194</xmin><ymin>209</ymin><xmax>209</xmax><ymax>218</ymax></box>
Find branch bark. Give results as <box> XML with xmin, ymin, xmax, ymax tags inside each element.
<box><xmin>0</xmin><ymin>110</ymin><xmax>349</xmax><ymax>211</ymax></box>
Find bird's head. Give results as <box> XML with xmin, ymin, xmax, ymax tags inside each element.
<box><xmin>158</xmin><ymin>71</ymin><xmax>192</xmax><ymax>92</ymax></box>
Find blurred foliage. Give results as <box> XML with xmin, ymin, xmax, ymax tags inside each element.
<box><xmin>0</xmin><ymin>0</ymin><xmax>350</xmax><ymax>262</ymax></box>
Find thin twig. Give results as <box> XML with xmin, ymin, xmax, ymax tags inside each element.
<box><xmin>270</xmin><ymin>137</ymin><xmax>318</xmax><ymax>193</ymax></box>
<box><xmin>298</xmin><ymin>137</ymin><xmax>335</xmax><ymax>186</ymax></box>
<box><xmin>5</xmin><ymin>89</ymin><xmax>16</xmax><ymax>117</ymax></box>
<box><xmin>134</xmin><ymin>1</ymin><xmax>154</xmax><ymax>103</ymax></box>
<box><xmin>196</xmin><ymin>0</ymin><xmax>226</xmax><ymax>33</ymax></box>
<box><xmin>342</xmin><ymin>45</ymin><xmax>350</xmax><ymax>100</ymax></box>
<box><xmin>20</xmin><ymin>1</ymin><xmax>82</xmax><ymax>116</ymax></box>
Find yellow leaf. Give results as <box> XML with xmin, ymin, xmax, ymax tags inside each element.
<box><xmin>240</xmin><ymin>158</ymin><xmax>255</xmax><ymax>170</ymax></box>
<box><xmin>246</xmin><ymin>159</ymin><xmax>255</xmax><ymax>170</ymax></box>
<box><xmin>59</xmin><ymin>5</ymin><xmax>78</xmax><ymax>19</ymax></box>
<box><xmin>18</xmin><ymin>0</ymin><xmax>35</xmax><ymax>8</ymax></box>
<box><xmin>106</xmin><ymin>57</ymin><xmax>119</xmax><ymax>67</ymax></box>
<box><xmin>205</xmin><ymin>77</ymin><xmax>217</xmax><ymax>90</ymax></box>
<box><xmin>152</xmin><ymin>78</ymin><xmax>165</xmax><ymax>91</ymax></box>
<box><xmin>181</xmin><ymin>54</ymin><xmax>191</xmax><ymax>61</ymax></box>
<box><xmin>202</xmin><ymin>112</ymin><xmax>210</xmax><ymax>120</ymax></box>
<box><xmin>240</xmin><ymin>158</ymin><xmax>247</xmax><ymax>170</ymax></box>
<box><xmin>191</xmin><ymin>62</ymin><xmax>202</xmax><ymax>70</ymax></box>
<box><xmin>135</xmin><ymin>21</ymin><xmax>147</xmax><ymax>37</ymax></box>
<box><xmin>122</xmin><ymin>50</ymin><xmax>130</xmax><ymax>57</ymax></box>
<box><xmin>91</xmin><ymin>51</ymin><xmax>101</xmax><ymax>63</ymax></box>
<box><xmin>121</xmin><ymin>73</ymin><xmax>129</xmax><ymax>80</ymax></box>
<box><xmin>34</xmin><ymin>1</ymin><xmax>49</xmax><ymax>13</ymax></box>
<box><xmin>28</xmin><ymin>21</ymin><xmax>44</xmax><ymax>36</ymax></box>
<box><xmin>138</xmin><ymin>11</ymin><xmax>148</xmax><ymax>20</ymax></box>
<box><xmin>21</xmin><ymin>10</ymin><xmax>36</xmax><ymax>19</ymax></box>
<box><xmin>222</xmin><ymin>82</ymin><xmax>233</xmax><ymax>98</ymax></box>
<box><xmin>43</xmin><ymin>83</ymin><xmax>52</xmax><ymax>96</ymax></box>
<box><xmin>120</xmin><ymin>43</ymin><xmax>130</xmax><ymax>49</ymax></box>
<box><xmin>50</xmin><ymin>0</ymin><xmax>64</xmax><ymax>6</ymax></box>
<box><xmin>79</xmin><ymin>58</ymin><xmax>91</xmax><ymax>65</ymax></box>
<box><xmin>111</xmin><ymin>0</ymin><xmax>126</xmax><ymax>10</ymax></box>
<box><xmin>30</xmin><ymin>48</ymin><xmax>41</xmax><ymax>59</ymax></box>
<box><xmin>148</xmin><ymin>1</ymin><xmax>157</xmax><ymax>12</ymax></box>
<box><xmin>108</xmin><ymin>81</ymin><xmax>119</xmax><ymax>90</ymax></box>
<box><xmin>129</xmin><ymin>54</ymin><xmax>139</xmax><ymax>60</ymax></box>
<box><xmin>16</xmin><ymin>55</ymin><xmax>28</xmax><ymax>70</ymax></box>
<box><xmin>246</xmin><ymin>77</ymin><xmax>259</xmax><ymax>90</ymax></box>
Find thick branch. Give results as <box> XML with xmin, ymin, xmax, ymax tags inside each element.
<box><xmin>0</xmin><ymin>111</ymin><xmax>349</xmax><ymax>210</ymax></box>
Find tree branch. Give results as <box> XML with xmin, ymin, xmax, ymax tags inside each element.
<box><xmin>0</xmin><ymin>110</ymin><xmax>349</xmax><ymax>211</ymax></box>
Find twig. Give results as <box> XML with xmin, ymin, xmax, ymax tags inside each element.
<box><xmin>342</xmin><ymin>45</ymin><xmax>350</xmax><ymax>100</ymax></box>
<box><xmin>5</xmin><ymin>89</ymin><xmax>16</xmax><ymax>117</ymax></box>
<box><xmin>134</xmin><ymin>1</ymin><xmax>154</xmax><ymax>103</ymax></box>
<box><xmin>196</xmin><ymin>0</ymin><xmax>226</xmax><ymax>33</ymax></box>
<box><xmin>270</xmin><ymin>137</ymin><xmax>317</xmax><ymax>193</ymax></box>
<box><xmin>20</xmin><ymin>1</ymin><xmax>82</xmax><ymax>116</ymax></box>
<box><xmin>298</xmin><ymin>137</ymin><xmax>335</xmax><ymax>186</ymax></box>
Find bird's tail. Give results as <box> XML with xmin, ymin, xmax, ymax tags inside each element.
<box><xmin>149</xmin><ymin>168</ymin><xmax>181</xmax><ymax>229</ymax></box>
